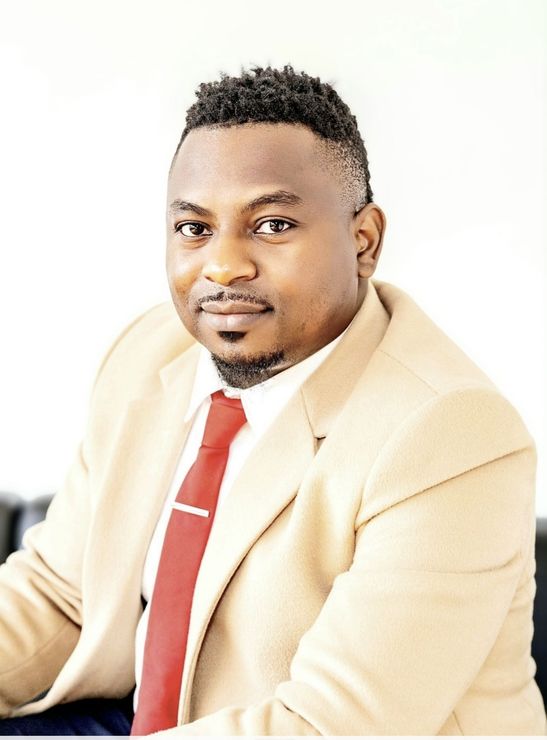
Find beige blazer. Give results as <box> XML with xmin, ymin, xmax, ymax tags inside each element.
<box><xmin>0</xmin><ymin>280</ymin><xmax>545</xmax><ymax>735</ymax></box>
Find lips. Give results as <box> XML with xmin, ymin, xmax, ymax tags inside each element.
<box><xmin>200</xmin><ymin>300</ymin><xmax>272</xmax><ymax>332</ymax></box>
<box><xmin>200</xmin><ymin>300</ymin><xmax>267</xmax><ymax>315</ymax></box>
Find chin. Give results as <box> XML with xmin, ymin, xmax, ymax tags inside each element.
<box><xmin>210</xmin><ymin>342</ymin><xmax>287</xmax><ymax>389</ymax></box>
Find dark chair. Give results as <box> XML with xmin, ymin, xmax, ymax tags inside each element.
<box><xmin>0</xmin><ymin>492</ymin><xmax>53</xmax><ymax>562</ymax></box>
<box><xmin>0</xmin><ymin>493</ymin><xmax>546</xmax><ymax>704</ymax></box>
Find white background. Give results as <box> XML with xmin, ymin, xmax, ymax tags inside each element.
<box><xmin>0</xmin><ymin>0</ymin><xmax>545</xmax><ymax>511</ymax></box>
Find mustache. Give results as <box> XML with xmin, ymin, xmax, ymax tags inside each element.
<box><xmin>196</xmin><ymin>291</ymin><xmax>274</xmax><ymax>310</ymax></box>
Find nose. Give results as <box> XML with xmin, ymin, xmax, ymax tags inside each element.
<box><xmin>201</xmin><ymin>234</ymin><xmax>257</xmax><ymax>286</ymax></box>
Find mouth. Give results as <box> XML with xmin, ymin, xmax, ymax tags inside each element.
<box><xmin>199</xmin><ymin>299</ymin><xmax>272</xmax><ymax>332</ymax></box>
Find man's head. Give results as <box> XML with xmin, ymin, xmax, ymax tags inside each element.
<box><xmin>175</xmin><ymin>65</ymin><xmax>374</xmax><ymax>211</ymax></box>
<box><xmin>166</xmin><ymin>65</ymin><xmax>385</xmax><ymax>388</ymax></box>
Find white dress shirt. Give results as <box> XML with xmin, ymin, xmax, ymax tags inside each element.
<box><xmin>133</xmin><ymin>331</ymin><xmax>346</xmax><ymax>709</ymax></box>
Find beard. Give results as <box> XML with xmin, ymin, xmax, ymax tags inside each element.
<box><xmin>211</xmin><ymin>347</ymin><xmax>285</xmax><ymax>389</ymax></box>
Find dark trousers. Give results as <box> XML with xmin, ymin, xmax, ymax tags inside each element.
<box><xmin>0</xmin><ymin>694</ymin><xmax>134</xmax><ymax>735</ymax></box>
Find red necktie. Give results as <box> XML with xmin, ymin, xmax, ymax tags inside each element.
<box><xmin>131</xmin><ymin>390</ymin><xmax>247</xmax><ymax>735</ymax></box>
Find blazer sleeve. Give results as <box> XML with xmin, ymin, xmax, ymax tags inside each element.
<box><xmin>160</xmin><ymin>387</ymin><xmax>539</xmax><ymax>735</ymax></box>
<box><xmin>0</xmin><ymin>307</ymin><xmax>157</xmax><ymax>716</ymax></box>
<box><xmin>0</xmin><ymin>448</ymin><xmax>87</xmax><ymax>714</ymax></box>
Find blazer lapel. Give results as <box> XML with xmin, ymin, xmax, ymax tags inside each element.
<box><xmin>179</xmin><ymin>386</ymin><xmax>316</xmax><ymax>720</ymax></box>
<box><xmin>83</xmin><ymin>345</ymin><xmax>202</xmax><ymax>649</ymax></box>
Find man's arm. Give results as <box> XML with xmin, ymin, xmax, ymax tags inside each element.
<box><xmin>0</xmin><ymin>445</ymin><xmax>88</xmax><ymax>714</ymax></box>
<box><xmin>159</xmin><ymin>389</ymin><xmax>541</xmax><ymax>735</ymax></box>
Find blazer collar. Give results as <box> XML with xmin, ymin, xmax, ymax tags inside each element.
<box><xmin>301</xmin><ymin>280</ymin><xmax>390</xmax><ymax>439</ymax></box>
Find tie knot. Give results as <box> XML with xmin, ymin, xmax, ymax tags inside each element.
<box><xmin>202</xmin><ymin>390</ymin><xmax>247</xmax><ymax>449</ymax></box>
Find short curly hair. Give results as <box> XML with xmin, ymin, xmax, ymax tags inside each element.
<box><xmin>174</xmin><ymin>65</ymin><xmax>373</xmax><ymax>209</ymax></box>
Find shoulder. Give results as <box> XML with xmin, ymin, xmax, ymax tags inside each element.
<box><xmin>354</xmin><ymin>282</ymin><xmax>535</xmax><ymax>521</ymax></box>
<box><xmin>370</xmin><ymin>277</ymin><xmax>534</xmax><ymax>442</ymax></box>
<box><xmin>372</xmin><ymin>280</ymin><xmax>496</xmax><ymax>394</ymax></box>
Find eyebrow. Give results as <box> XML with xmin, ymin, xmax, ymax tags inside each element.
<box><xmin>168</xmin><ymin>190</ymin><xmax>304</xmax><ymax>218</ymax></box>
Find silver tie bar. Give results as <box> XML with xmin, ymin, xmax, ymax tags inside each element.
<box><xmin>171</xmin><ymin>502</ymin><xmax>210</xmax><ymax>518</ymax></box>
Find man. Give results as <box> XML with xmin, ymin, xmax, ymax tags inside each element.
<box><xmin>0</xmin><ymin>65</ymin><xmax>544</xmax><ymax>735</ymax></box>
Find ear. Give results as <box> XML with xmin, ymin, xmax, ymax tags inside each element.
<box><xmin>353</xmin><ymin>203</ymin><xmax>386</xmax><ymax>278</ymax></box>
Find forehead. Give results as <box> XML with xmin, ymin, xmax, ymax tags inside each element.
<box><xmin>168</xmin><ymin>123</ymin><xmax>338</xmax><ymax>206</ymax></box>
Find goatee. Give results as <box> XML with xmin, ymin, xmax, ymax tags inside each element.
<box><xmin>212</xmin><ymin>350</ymin><xmax>285</xmax><ymax>389</ymax></box>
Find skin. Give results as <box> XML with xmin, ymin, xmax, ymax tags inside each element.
<box><xmin>166</xmin><ymin>122</ymin><xmax>386</xmax><ymax>386</ymax></box>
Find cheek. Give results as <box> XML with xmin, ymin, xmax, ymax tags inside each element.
<box><xmin>166</xmin><ymin>249</ymin><xmax>200</xmax><ymax>298</ymax></box>
<box><xmin>282</xmin><ymin>238</ymin><xmax>355</xmax><ymax>301</ymax></box>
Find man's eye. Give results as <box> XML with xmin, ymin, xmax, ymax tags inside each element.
<box><xmin>176</xmin><ymin>222</ymin><xmax>211</xmax><ymax>237</ymax></box>
<box><xmin>255</xmin><ymin>219</ymin><xmax>292</xmax><ymax>235</ymax></box>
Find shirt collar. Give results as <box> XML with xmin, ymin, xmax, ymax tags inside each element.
<box><xmin>184</xmin><ymin>328</ymin><xmax>349</xmax><ymax>437</ymax></box>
